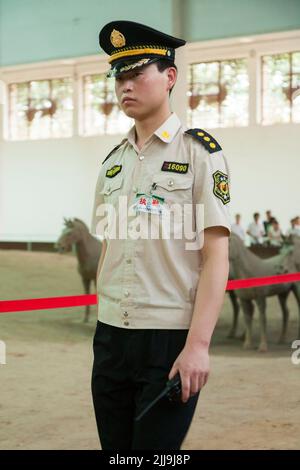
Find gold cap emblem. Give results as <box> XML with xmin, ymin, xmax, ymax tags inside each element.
<box><xmin>110</xmin><ymin>29</ymin><xmax>126</xmax><ymax>48</ymax></box>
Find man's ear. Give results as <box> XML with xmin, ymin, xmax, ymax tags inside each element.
<box><xmin>167</xmin><ymin>67</ymin><xmax>177</xmax><ymax>91</ymax></box>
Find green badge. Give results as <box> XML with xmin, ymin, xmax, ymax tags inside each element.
<box><xmin>212</xmin><ymin>170</ymin><xmax>230</xmax><ymax>205</ymax></box>
<box><xmin>106</xmin><ymin>164</ymin><xmax>122</xmax><ymax>178</ymax></box>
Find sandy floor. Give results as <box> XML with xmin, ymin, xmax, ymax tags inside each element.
<box><xmin>0</xmin><ymin>249</ymin><xmax>299</xmax><ymax>450</ymax></box>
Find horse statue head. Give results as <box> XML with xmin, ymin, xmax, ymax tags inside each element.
<box><xmin>55</xmin><ymin>217</ymin><xmax>89</xmax><ymax>253</ymax></box>
<box><xmin>279</xmin><ymin>235</ymin><xmax>300</xmax><ymax>273</ymax></box>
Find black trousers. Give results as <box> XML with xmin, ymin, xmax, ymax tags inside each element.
<box><xmin>91</xmin><ymin>320</ymin><xmax>200</xmax><ymax>450</ymax></box>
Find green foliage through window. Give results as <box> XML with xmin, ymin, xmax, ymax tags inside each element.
<box><xmin>187</xmin><ymin>59</ymin><xmax>249</xmax><ymax>128</ymax></box>
<box><xmin>262</xmin><ymin>51</ymin><xmax>300</xmax><ymax>125</ymax></box>
<box><xmin>8</xmin><ymin>78</ymin><xmax>73</xmax><ymax>140</ymax></box>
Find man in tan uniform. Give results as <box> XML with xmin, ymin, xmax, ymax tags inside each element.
<box><xmin>91</xmin><ymin>20</ymin><xmax>231</xmax><ymax>450</ymax></box>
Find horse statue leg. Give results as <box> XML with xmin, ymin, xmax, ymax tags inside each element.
<box><xmin>227</xmin><ymin>290</ymin><xmax>240</xmax><ymax>338</ymax></box>
<box><xmin>241</xmin><ymin>298</ymin><xmax>254</xmax><ymax>349</ymax></box>
<box><xmin>277</xmin><ymin>290</ymin><xmax>290</xmax><ymax>344</ymax></box>
<box><xmin>256</xmin><ymin>296</ymin><xmax>268</xmax><ymax>352</ymax></box>
<box><xmin>291</xmin><ymin>283</ymin><xmax>300</xmax><ymax>340</ymax></box>
<box><xmin>82</xmin><ymin>277</ymin><xmax>91</xmax><ymax>323</ymax></box>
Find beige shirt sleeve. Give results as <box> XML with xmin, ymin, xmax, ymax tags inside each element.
<box><xmin>192</xmin><ymin>143</ymin><xmax>231</xmax><ymax>235</ymax></box>
<box><xmin>90</xmin><ymin>168</ymin><xmax>106</xmax><ymax>240</ymax></box>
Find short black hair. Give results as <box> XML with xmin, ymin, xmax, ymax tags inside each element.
<box><xmin>155</xmin><ymin>59</ymin><xmax>177</xmax><ymax>95</ymax></box>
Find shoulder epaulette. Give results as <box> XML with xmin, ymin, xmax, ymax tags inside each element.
<box><xmin>185</xmin><ymin>128</ymin><xmax>222</xmax><ymax>154</ymax></box>
<box><xmin>101</xmin><ymin>140</ymin><xmax>126</xmax><ymax>165</ymax></box>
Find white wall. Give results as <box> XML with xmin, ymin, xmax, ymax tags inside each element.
<box><xmin>0</xmin><ymin>115</ymin><xmax>299</xmax><ymax>242</ymax></box>
<box><xmin>0</xmin><ymin>130</ymin><xmax>121</xmax><ymax>241</ymax></box>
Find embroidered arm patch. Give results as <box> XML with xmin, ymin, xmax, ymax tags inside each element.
<box><xmin>212</xmin><ymin>170</ymin><xmax>230</xmax><ymax>204</ymax></box>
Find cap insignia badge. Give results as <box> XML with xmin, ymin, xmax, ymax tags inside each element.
<box><xmin>110</xmin><ymin>29</ymin><xmax>126</xmax><ymax>48</ymax></box>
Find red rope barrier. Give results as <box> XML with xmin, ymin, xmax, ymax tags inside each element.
<box><xmin>226</xmin><ymin>272</ymin><xmax>300</xmax><ymax>290</ymax></box>
<box><xmin>0</xmin><ymin>294</ymin><xmax>97</xmax><ymax>314</ymax></box>
<box><xmin>1</xmin><ymin>272</ymin><xmax>300</xmax><ymax>314</ymax></box>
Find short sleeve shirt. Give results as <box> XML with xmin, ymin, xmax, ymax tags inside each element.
<box><xmin>91</xmin><ymin>112</ymin><xmax>231</xmax><ymax>329</ymax></box>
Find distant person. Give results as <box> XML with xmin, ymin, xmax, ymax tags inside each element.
<box><xmin>286</xmin><ymin>216</ymin><xmax>300</xmax><ymax>239</ymax></box>
<box><xmin>263</xmin><ymin>210</ymin><xmax>273</xmax><ymax>236</ymax></box>
<box><xmin>247</xmin><ymin>212</ymin><xmax>265</xmax><ymax>245</ymax></box>
<box><xmin>293</xmin><ymin>216</ymin><xmax>300</xmax><ymax>236</ymax></box>
<box><xmin>286</xmin><ymin>217</ymin><xmax>296</xmax><ymax>238</ymax></box>
<box><xmin>231</xmin><ymin>214</ymin><xmax>245</xmax><ymax>242</ymax></box>
<box><xmin>267</xmin><ymin>219</ymin><xmax>284</xmax><ymax>247</ymax></box>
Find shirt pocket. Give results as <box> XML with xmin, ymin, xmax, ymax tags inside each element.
<box><xmin>151</xmin><ymin>173</ymin><xmax>193</xmax><ymax>205</ymax></box>
<box><xmin>100</xmin><ymin>174</ymin><xmax>124</xmax><ymax>206</ymax></box>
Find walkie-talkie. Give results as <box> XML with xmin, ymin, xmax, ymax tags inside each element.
<box><xmin>134</xmin><ymin>373</ymin><xmax>182</xmax><ymax>422</ymax></box>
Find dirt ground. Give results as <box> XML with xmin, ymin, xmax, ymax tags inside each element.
<box><xmin>0</xmin><ymin>249</ymin><xmax>299</xmax><ymax>450</ymax></box>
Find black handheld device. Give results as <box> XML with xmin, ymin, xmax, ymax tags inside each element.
<box><xmin>134</xmin><ymin>373</ymin><xmax>182</xmax><ymax>422</ymax></box>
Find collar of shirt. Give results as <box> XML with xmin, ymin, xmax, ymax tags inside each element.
<box><xmin>125</xmin><ymin>112</ymin><xmax>182</xmax><ymax>149</ymax></box>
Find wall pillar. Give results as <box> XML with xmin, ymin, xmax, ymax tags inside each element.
<box><xmin>170</xmin><ymin>0</ymin><xmax>188</xmax><ymax>124</ymax></box>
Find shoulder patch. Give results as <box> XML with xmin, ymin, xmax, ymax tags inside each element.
<box><xmin>102</xmin><ymin>140</ymin><xmax>126</xmax><ymax>165</ymax></box>
<box><xmin>185</xmin><ymin>128</ymin><xmax>222</xmax><ymax>154</ymax></box>
<box><xmin>213</xmin><ymin>170</ymin><xmax>230</xmax><ymax>204</ymax></box>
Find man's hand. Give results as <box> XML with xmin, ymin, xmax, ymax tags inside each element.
<box><xmin>168</xmin><ymin>343</ymin><xmax>209</xmax><ymax>402</ymax></box>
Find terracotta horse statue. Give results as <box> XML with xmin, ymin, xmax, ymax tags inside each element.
<box><xmin>55</xmin><ymin>218</ymin><xmax>102</xmax><ymax>322</ymax></box>
<box><xmin>227</xmin><ymin>244</ymin><xmax>280</xmax><ymax>339</ymax></box>
<box><xmin>229</xmin><ymin>233</ymin><xmax>300</xmax><ymax>352</ymax></box>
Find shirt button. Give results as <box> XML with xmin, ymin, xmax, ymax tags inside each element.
<box><xmin>123</xmin><ymin>312</ymin><xmax>128</xmax><ymax>317</ymax></box>
<box><xmin>126</xmin><ymin>259</ymin><xmax>132</xmax><ymax>264</ymax></box>
<box><xmin>124</xmin><ymin>321</ymin><xmax>129</xmax><ymax>326</ymax></box>
<box><xmin>168</xmin><ymin>179</ymin><xmax>174</xmax><ymax>187</ymax></box>
<box><xmin>124</xmin><ymin>290</ymin><xmax>129</xmax><ymax>297</ymax></box>
<box><xmin>139</xmin><ymin>155</ymin><xmax>145</xmax><ymax>161</ymax></box>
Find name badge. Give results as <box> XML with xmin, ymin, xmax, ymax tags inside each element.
<box><xmin>161</xmin><ymin>161</ymin><xmax>189</xmax><ymax>174</ymax></box>
<box><xmin>134</xmin><ymin>192</ymin><xmax>165</xmax><ymax>215</ymax></box>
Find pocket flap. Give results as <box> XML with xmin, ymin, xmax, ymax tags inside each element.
<box><xmin>152</xmin><ymin>173</ymin><xmax>193</xmax><ymax>191</ymax></box>
<box><xmin>101</xmin><ymin>175</ymin><xmax>123</xmax><ymax>195</ymax></box>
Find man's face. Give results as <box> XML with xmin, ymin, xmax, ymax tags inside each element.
<box><xmin>114</xmin><ymin>63</ymin><xmax>176</xmax><ymax>120</ymax></box>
